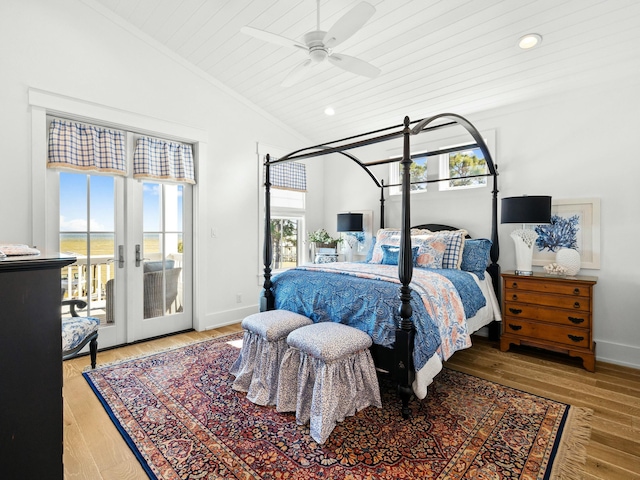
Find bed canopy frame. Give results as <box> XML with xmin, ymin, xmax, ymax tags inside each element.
<box><xmin>262</xmin><ymin>113</ymin><xmax>500</xmax><ymax>417</ymax></box>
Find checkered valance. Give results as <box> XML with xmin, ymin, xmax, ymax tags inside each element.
<box><xmin>265</xmin><ymin>159</ymin><xmax>307</xmax><ymax>192</ymax></box>
<box><xmin>47</xmin><ymin>119</ymin><xmax>126</xmax><ymax>175</ymax></box>
<box><xmin>133</xmin><ymin>137</ymin><xmax>196</xmax><ymax>184</ymax></box>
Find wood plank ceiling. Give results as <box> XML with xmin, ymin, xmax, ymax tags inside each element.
<box><xmin>89</xmin><ymin>0</ymin><xmax>640</xmax><ymax>143</ymax></box>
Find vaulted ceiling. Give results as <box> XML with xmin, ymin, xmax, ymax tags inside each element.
<box><xmin>91</xmin><ymin>0</ymin><xmax>640</xmax><ymax>143</ymax></box>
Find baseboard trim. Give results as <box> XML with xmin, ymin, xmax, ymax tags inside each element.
<box><xmin>201</xmin><ymin>304</ymin><xmax>257</xmax><ymax>331</ymax></box>
<box><xmin>595</xmin><ymin>339</ymin><xmax>640</xmax><ymax>370</ymax></box>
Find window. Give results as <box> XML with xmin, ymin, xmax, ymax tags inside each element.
<box><xmin>270</xmin><ymin>191</ymin><xmax>305</xmax><ymax>270</ymax></box>
<box><xmin>270</xmin><ymin>217</ymin><xmax>300</xmax><ymax>269</ymax></box>
<box><xmin>388</xmin><ymin>129</ymin><xmax>495</xmax><ymax>195</ymax></box>
<box><xmin>438</xmin><ymin>145</ymin><xmax>488</xmax><ymax>191</ymax></box>
<box><xmin>389</xmin><ymin>153</ymin><xmax>428</xmax><ymax>196</ymax></box>
<box><xmin>258</xmin><ymin>147</ymin><xmax>307</xmax><ymax>271</ymax></box>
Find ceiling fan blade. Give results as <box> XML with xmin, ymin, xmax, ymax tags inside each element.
<box><xmin>328</xmin><ymin>53</ymin><xmax>380</xmax><ymax>78</ymax></box>
<box><xmin>324</xmin><ymin>2</ymin><xmax>376</xmax><ymax>49</ymax></box>
<box><xmin>241</xmin><ymin>26</ymin><xmax>306</xmax><ymax>50</ymax></box>
<box><xmin>281</xmin><ymin>59</ymin><xmax>313</xmax><ymax>87</ymax></box>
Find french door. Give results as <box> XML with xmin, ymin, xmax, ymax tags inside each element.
<box><xmin>59</xmin><ymin>172</ymin><xmax>192</xmax><ymax>348</ymax></box>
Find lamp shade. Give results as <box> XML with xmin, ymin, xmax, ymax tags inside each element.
<box><xmin>501</xmin><ymin>196</ymin><xmax>552</xmax><ymax>224</ymax></box>
<box><xmin>337</xmin><ymin>213</ymin><xmax>364</xmax><ymax>232</ymax></box>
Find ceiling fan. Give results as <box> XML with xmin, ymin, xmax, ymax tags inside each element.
<box><xmin>241</xmin><ymin>1</ymin><xmax>380</xmax><ymax>87</ymax></box>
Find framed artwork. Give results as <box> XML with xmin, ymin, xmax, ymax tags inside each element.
<box><xmin>532</xmin><ymin>198</ymin><xmax>601</xmax><ymax>269</ymax></box>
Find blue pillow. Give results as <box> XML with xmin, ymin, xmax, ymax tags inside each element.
<box><xmin>460</xmin><ymin>239</ymin><xmax>492</xmax><ymax>279</ymax></box>
<box><xmin>380</xmin><ymin>244</ymin><xmax>419</xmax><ymax>266</ymax></box>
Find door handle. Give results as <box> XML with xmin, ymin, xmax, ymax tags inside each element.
<box><xmin>118</xmin><ymin>245</ymin><xmax>125</xmax><ymax>268</ymax></box>
<box><xmin>136</xmin><ymin>244</ymin><xmax>142</xmax><ymax>267</ymax></box>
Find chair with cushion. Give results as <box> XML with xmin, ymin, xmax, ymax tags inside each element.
<box><xmin>62</xmin><ymin>298</ymin><xmax>99</xmax><ymax>369</ymax></box>
<box><xmin>143</xmin><ymin>266</ymin><xmax>182</xmax><ymax>318</ymax></box>
<box><xmin>105</xmin><ymin>260</ymin><xmax>182</xmax><ymax>323</ymax></box>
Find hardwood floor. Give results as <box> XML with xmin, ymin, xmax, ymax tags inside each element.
<box><xmin>63</xmin><ymin>326</ymin><xmax>640</xmax><ymax>479</ymax></box>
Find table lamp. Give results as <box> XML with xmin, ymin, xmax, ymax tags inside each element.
<box><xmin>501</xmin><ymin>195</ymin><xmax>552</xmax><ymax>276</ymax></box>
<box><xmin>337</xmin><ymin>213</ymin><xmax>364</xmax><ymax>262</ymax></box>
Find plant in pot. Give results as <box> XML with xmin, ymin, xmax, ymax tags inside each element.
<box><xmin>308</xmin><ymin>229</ymin><xmax>342</xmax><ymax>260</ymax></box>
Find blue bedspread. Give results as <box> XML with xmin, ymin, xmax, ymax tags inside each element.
<box><xmin>271</xmin><ymin>264</ymin><xmax>485</xmax><ymax>370</ymax></box>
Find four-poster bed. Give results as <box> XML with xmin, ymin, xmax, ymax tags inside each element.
<box><xmin>261</xmin><ymin>113</ymin><xmax>501</xmax><ymax>418</ymax></box>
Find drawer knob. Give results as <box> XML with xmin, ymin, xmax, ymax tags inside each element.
<box><xmin>508</xmin><ymin>323</ymin><xmax>522</xmax><ymax>331</ymax></box>
<box><xmin>512</xmin><ymin>294</ymin><xmax>518</xmax><ymax>301</ymax></box>
<box><xmin>573</xmin><ymin>302</ymin><xmax>581</xmax><ymax>309</ymax></box>
<box><xmin>573</xmin><ymin>288</ymin><xmax>581</xmax><ymax>295</ymax></box>
<box><xmin>511</xmin><ymin>282</ymin><xmax>518</xmax><ymax>288</ymax></box>
<box><xmin>568</xmin><ymin>316</ymin><xmax>585</xmax><ymax>324</ymax></box>
<box><xmin>509</xmin><ymin>308</ymin><xmax>522</xmax><ymax>315</ymax></box>
<box><xmin>568</xmin><ymin>334</ymin><xmax>584</xmax><ymax>343</ymax></box>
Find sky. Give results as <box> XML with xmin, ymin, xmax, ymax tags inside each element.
<box><xmin>59</xmin><ymin>172</ymin><xmax>182</xmax><ymax>233</ymax></box>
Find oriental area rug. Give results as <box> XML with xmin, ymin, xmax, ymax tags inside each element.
<box><xmin>84</xmin><ymin>333</ymin><xmax>592</xmax><ymax>480</ymax></box>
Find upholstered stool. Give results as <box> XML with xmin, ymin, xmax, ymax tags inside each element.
<box><xmin>62</xmin><ymin>316</ymin><xmax>100</xmax><ymax>369</ymax></box>
<box><xmin>230</xmin><ymin>309</ymin><xmax>312</xmax><ymax>406</ymax></box>
<box><xmin>276</xmin><ymin>322</ymin><xmax>382</xmax><ymax>444</ymax></box>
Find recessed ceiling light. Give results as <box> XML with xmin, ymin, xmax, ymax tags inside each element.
<box><xmin>518</xmin><ymin>33</ymin><xmax>542</xmax><ymax>49</ymax></box>
<box><xmin>324</xmin><ymin>107</ymin><xmax>335</xmax><ymax>116</ymax></box>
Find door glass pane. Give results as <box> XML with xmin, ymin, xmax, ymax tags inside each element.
<box><xmin>142</xmin><ymin>183</ymin><xmax>183</xmax><ymax>319</ymax></box>
<box><xmin>271</xmin><ymin>217</ymin><xmax>299</xmax><ymax>269</ymax></box>
<box><xmin>60</xmin><ymin>172</ymin><xmax>115</xmax><ymax>325</ymax></box>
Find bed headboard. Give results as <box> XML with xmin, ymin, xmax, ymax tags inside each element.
<box><xmin>411</xmin><ymin>223</ymin><xmax>472</xmax><ymax>239</ymax></box>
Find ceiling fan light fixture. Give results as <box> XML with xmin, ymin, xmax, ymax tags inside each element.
<box><xmin>518</xmin><ymin>33</ymin><xmax>542</xmax><ymax>49</ymax></box>
<box><xmin>309</xmin><ymin>46</ymin><xmax>328</xmax><ymax>63</ymax></box>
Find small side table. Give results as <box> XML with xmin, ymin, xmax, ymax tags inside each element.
<box><xmin>500</xmin><ymin>271</ymin><xmax>597</xmax><ymax>372</ymax></box>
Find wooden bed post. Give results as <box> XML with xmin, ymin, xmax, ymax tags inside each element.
<box><xmin>488</xmin><ymin>168</ymin><xmax>500</xmax><ymax>294</ymax></box>
<box><xmin>487</xmin><ymin>168</ymin><xmax>501</xmax><ymax>339</ymax></box>
<box><xmin>379</xmin><ymin>179</ymin><xmax>385</xmax><ymax>229</ymax></box>
<box><xmin>260</xmin><ymin>156</ymin><xmax>275</xmax><ymax>312</ymax></box>
<box><xmin>396</xmin><ymin>116</ymin><xmax>416</xmax><ymax>419</ymax></box>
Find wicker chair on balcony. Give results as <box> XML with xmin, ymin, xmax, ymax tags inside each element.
<box><xmin>105</xmin><ymin>261</ymin><xmax>182</xmax><ymax>323</ymax></box>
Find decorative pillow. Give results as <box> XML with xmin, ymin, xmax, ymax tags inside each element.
<box><xmin>369</xmin><ymin>228</ymin><xmax>431</xmax><ymax>264</ymax></box>
<box><xmin>461</xmin><ymin>238</ymin><xmax>492</xmax><ymax>279</ymax></box>
<box><xmin>424</xmin><ymin>230</ymin><xmax>467</xmax><ymax>269</ymax></box>
<box><xmin>412</xmin><ymin>235</ymin><xmax>447</xmax><ymax>269</ymax></box>
<box><xmin>380</xmin><ymin>244</ymin><xmax>420</xmax><ymax>266</ymax></box>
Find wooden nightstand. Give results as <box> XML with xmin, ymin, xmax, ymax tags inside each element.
<box><xmin>500</xmin><ymin>271</ymin><xmax>597</xmax><ymax>372</ymax></box>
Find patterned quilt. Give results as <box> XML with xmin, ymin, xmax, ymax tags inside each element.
<box><xmin>272</xmin><ymin>263</ymin><xmax>485</xmax><ymax>370</ymax></box>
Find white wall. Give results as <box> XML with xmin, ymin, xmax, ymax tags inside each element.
<box><xmin>325</xmin><ymin>80</ymin><xmax>640</xmax><ymax>369</ymax></box>
<box><xmin>0</xmin><ymin>0</ymin><xmax>311</xmax><ymax>330</ymax></box>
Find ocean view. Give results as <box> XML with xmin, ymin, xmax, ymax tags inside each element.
<box><xmin>60</xmin><ymin>233</ymin><xmax>176</xmax><ymax>256</ymax></box>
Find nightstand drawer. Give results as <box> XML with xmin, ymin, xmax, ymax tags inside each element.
<box><xmin>504</xmin><ymin>277</ymin><xmax>591</xmax><ymax>297</ymax></box>
<box><xmin>504</xmin><ymin>291</ymin><xmax>591</xmax><ymax>312</ymax></box>
<box><xmin>503</xmin><ymin>319</ymin><xmax>590</xmax><ymax>348</ymax></box>
<box><xmin>504</xmin><ymin>302</ymin><xmax>591</xmax><ymax>327</ymax></box>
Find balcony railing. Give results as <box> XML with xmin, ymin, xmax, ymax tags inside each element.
<box><xmin>61</xmin><ymin>253</ymin><xmax>183</xmax><ymax>323</ymax></box>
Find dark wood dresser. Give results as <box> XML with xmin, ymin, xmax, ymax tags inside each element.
<box><xmin>0</xmin><ymin>254</ymin><xmax>76</xmax><ymax>479</ymax></box>
<box><xmin>500</xmin><ymin>271</ymin><xmax>597</xmax><ymax>372</ymax></box>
